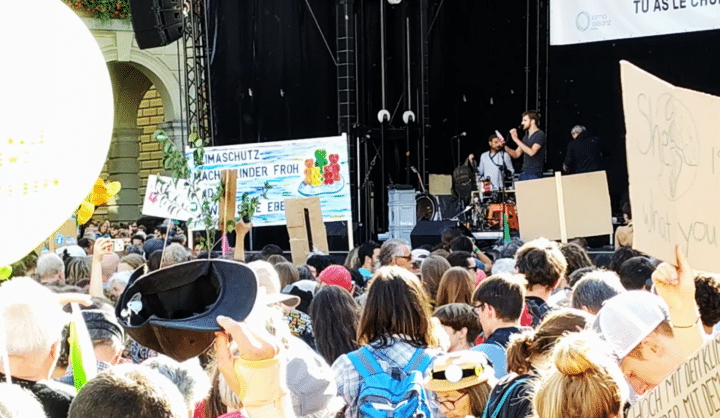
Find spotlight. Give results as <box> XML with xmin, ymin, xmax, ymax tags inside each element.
<box><xmin>388</xmin><ymin>0</ymin><xmax>402</xmax><ymax>4</ymax></box>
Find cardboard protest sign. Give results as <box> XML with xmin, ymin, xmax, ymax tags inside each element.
<box><xmin>621</xmin><ymin>61</ymin><xmax>720</xmax><ymax>272</ymax></box>
<box><xmin>284</xmin><ymin>197</ymin><xmax>329</xmax><ymax>263</ymax></box>
<box><xmin>514</xmin><ymin>171</ymin><xmax>613</xmax><ymax>242</ymax></box>
<box><xmin>626</xmin><ymin>333</ymin><xmax>720</xmax><ymax>418</ymax></box>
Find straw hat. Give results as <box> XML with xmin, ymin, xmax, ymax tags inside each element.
<box><xmin>425</xmin><ymin>351</ymin><xmax>496</xmax><ymax>392</ymax></box>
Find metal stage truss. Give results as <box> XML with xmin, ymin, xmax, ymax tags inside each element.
<box><xmin>182</xmin><ymin>0</ymin><xmax>214</xmax><ymax>147</ymax></box>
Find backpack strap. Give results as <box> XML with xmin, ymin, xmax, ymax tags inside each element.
<box><xmin>347</xmin><ymin>346</ymin><xmax>383</xmax><ymax>379</ymax></box>
<box><xmin>481</xmin><ymin>375</ymin><xmax>531</xmax><ymax>418</ymax></box>
<box><xmin>403</xmin><ymin>348</ymin><xmax>433</xmax><ymax>374</ymax></box>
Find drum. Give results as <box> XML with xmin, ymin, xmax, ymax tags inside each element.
<box><xmin>486</xmin><ymin>203</ymin><xmax>519</xmax><ymax>231</ymax></box>
<box><xmin>416</xmin><ymin>193</ymin><xmax>438</xmax><ymax>221</ymax></box>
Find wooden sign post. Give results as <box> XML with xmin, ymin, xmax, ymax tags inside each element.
<box><xmin>218</xmin><ymin>170</ymin><xmax>237</xmax><ymax>234</ymax></box>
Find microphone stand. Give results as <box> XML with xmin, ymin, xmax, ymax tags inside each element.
<box><xmin>499</xmin><ymin>150</ymin><xmax>508</xmax><ymax>242</ymax></box>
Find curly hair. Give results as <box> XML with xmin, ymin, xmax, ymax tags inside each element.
<box><xmin>560</xmin><ymin>243</ymin><xmax>593</xmax><ymax>279</ymax></box>
<box><xmin>515</xmin><ymin>238</ymin><xmax>567</xmax><ymax>290</ymax></box>
<box><xmin>695</xmin><ymin>272</ymin><xmax>720</xmax><ymax>329</ymax></box>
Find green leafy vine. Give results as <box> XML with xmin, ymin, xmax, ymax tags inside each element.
<box><xmin>153</xmin><ymin>129</ymin><xmax>273</xmax><ymax>252</ymax></box>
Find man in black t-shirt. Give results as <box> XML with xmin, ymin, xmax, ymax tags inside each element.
<box><xmin>563</xmin><ymin>125</ymin><xmax>602</xmax><ymax>174</ymax></box>
<box><xmin>505</xmin><ymin>110</ymin><xmax>546</xmax><ymax>181</ymax></box>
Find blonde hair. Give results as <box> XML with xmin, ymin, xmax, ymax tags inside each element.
<box><xmin>531</xmin><ymin>331</ymin><xmax>624</xmax><ymax>418</ymax></box>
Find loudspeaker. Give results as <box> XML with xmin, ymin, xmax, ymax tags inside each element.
<box><xmin>410</xmin><ymin>220</ymin><xmax>458</xmax><ymax>249</ymax></box>
<box><xmin>129</xmin><ymin>0</ymin><xmax>183</xmax><ymax>49</ymax></box>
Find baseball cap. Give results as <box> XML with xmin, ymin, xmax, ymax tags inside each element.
<box><xmin>592</xmin><ymin>290</ymin><xmax>670</xmax><ymax>362</ymax></box>
<box><xmin>143</xmin><ymin>238</ymin><xmax>165</xmax><ymax>257</ymax></box>
<box><xmin>318</xmin><ymin>265</ymin><xmax>353</xmax><ymax>292</ymax></box>
<box><xmin>83</xmin><ymin>309</ymin><xmax>124</xmax><ymax>342</ymax></box>
<box><xmin>282</xmin><ymin>280</ymin><xmax>318</xmax><ymax>314</ymax></box>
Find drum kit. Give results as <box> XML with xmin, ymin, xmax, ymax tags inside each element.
<box><xmin>412</xmin><ymin>166</ymin><xmax>518</xmax><ymax>233</ymax></box>
<box><xmin>470</xmin><ymin>177</ymin><xmax>519</xmax><ymax>232</ymax></box>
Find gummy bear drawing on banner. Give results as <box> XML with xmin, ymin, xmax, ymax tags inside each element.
<box><xmin>298</xmin><ymin>150</ymin><xmax>345</xmax><ymax>196</ymax></box>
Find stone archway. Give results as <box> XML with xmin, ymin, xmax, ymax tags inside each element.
<box><xmin>84</xmin><ymin>21</ymin><xmax>185</xmax><ymax>222</ymax></box>
<box><xmin>101</xmin><ymin>59</ymin><xmax>182</xmax><ymax>222</ymax></box>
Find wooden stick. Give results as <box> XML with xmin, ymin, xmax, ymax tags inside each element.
<box><xmin>218</xmin><ymin>170</ymin><xmax>237</xmax><ymax>234</ymax></box>
<box><xmin>555</xmin><ymin>172</ymin><xmax>568</xmax><ymax>244</ymax></box>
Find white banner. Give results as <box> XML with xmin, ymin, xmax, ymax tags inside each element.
<box><xmin>550</xmin><ymin>0</ymin><xmax>720</xmax><ymax>46</ymax></box>
<box><xmin>142</xmin><ymin>134</ymin><xmax>352</xmax><ymax>229</ymax></box>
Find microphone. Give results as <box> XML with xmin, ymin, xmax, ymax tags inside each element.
<box><xmin>451</xmin><ymin>132</ymin><xmax>467</xmax><ymax>139</ymax></box>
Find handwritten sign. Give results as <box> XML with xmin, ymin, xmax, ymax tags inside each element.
<box><xmin>142</xmin><ymin>135</ymin><xmax>352</xmax><ymax>229</ymax></box>
<box><xmin>621</xmin><ymin>61</ymin><xmax>720</xmax><ymax>272</ymax></box>
<box><xmin>514</xmin><ymin>171</ymin><xmax>613</xmax><ymax>241</ymax></box>
<box><xmin>142</xmin><ymin>175</ymin><xmax>193</xmax><ymax>221</ymax></box>
<box><xmin>627</xmin><ymin>333</ymin><xmax>720</xmax><ymax>418</ymax></box>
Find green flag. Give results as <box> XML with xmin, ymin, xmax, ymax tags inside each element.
<box><xmin>69</xmin><ymin>303</ymin><xmax>97</xmax><ymax>392</ymax></box>
<box><xmin>503</xmin><ymin>212</ymin><xmax>511</xmax><ymax>244</ymax></box>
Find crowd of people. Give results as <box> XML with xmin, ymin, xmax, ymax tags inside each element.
<box><xmin>3</xmin><ymin>217</ymin><xmax>719</xmax><ymax>418</ymax></box>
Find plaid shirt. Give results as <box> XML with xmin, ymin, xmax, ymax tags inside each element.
<box><xmin>331</xmin><ymin>338</ymin><xmax>442</xmax><ymax>418</ymax></box>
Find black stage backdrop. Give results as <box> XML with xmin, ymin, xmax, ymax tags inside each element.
<box><xmin>547</xmin><ymin>30</ymin><xmax>720</xmax><ymax>212</ymax></box>
<box><xmin>207</xmin><ymin>0</ymin><xmax>338</xmax><ymax>144</ymax></box>
<box><xmin>205</xmin><ymin>0</ymin><xmax>720</xmax><ymax>244</ymax></box>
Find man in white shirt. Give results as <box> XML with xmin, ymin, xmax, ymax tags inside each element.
<box><xmin>476</xmin><ymin>133</ymin><xmax>514</xmax><ymax>190</ymax></box>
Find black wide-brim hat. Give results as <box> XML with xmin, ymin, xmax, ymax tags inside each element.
<box><xmin>115</xmin><ymin>259</ymin><xmax>257</xmax><ymax>362</ymax></box>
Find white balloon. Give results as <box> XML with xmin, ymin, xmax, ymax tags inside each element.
<box><xmin>0</xmin><ymin>1</ymin><xmax>114</xmax><ymax>267</ymax></box>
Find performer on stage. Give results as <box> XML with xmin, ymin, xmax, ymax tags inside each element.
<box><xmin>504</xmin><ymin>110</ymin><xmax>546</xmax><ymax>181</ymax></box>
<box><xmin>563</xmin><ymin>125</ymin><xmax>602</xmax><ymax>174</ymax></box>
<box><xmin>477</xmin><ymin>133</ymin><xmax>514</xmax><ymax>190</ymax></box>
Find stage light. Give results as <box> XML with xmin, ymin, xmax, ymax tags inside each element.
<box><xmin>0</xmin><ymin>0</ymin><xmax>114</xmax><ymax>266</ymax></box>
<box><xmin>388</xmin><ymin>0</ymin><xmax>402</xmax><ymax>4</ymax></box>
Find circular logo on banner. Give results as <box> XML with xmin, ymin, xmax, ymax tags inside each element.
<box><xmin>576</xmin><ymin>12</ymin><xmax>591</xmax><ymax>32</ymax></box>
<box><xmin>0</xmin><ymin>0</ymin><xmax>114</xmax><ymax>267</ymax></box>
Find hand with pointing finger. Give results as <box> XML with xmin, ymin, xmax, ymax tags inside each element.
<box><xmin>652</xmin><ymin>245</ymin><xmax>705</xmax><ymax>359</ymax></box>
<box><xmin>652</xmin><ymin>245</ymin><xmax>696</xmax><ymax>317</ymax></box>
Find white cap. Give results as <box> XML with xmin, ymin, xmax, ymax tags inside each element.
<box><xmin>592</xmin><ymin>290</ymin><xmax>669</xmax><ymax>362</ymax></box>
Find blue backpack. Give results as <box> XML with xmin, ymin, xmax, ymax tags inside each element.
<box><xmin>347</xmin><ymin>346</ymin><xmax>434</xmax><ymax>418</ymax></box>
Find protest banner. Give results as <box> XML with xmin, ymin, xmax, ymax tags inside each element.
<box><xmin>550</xmin><ymin>0</ymin><xmax>720</xmax><ymax>46</ymax></box>
<box><xmin>514</xmin><ymin>171</ymin><xmax>613</xmax><ymax>242</ymax></box>
<box><xmin>626</xmin><ymin>333</ymin><xmax>720</xmax><ymax>418</ymax></box>
<box><xmin>141</xmin><ymin>135</ymin><xmax>352</xmax><ymax>230</ymax></box>
<box><xmin>621</xmin><ymin>61</ymin><xmax>720</xmax><ymax>272</ymax></box>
